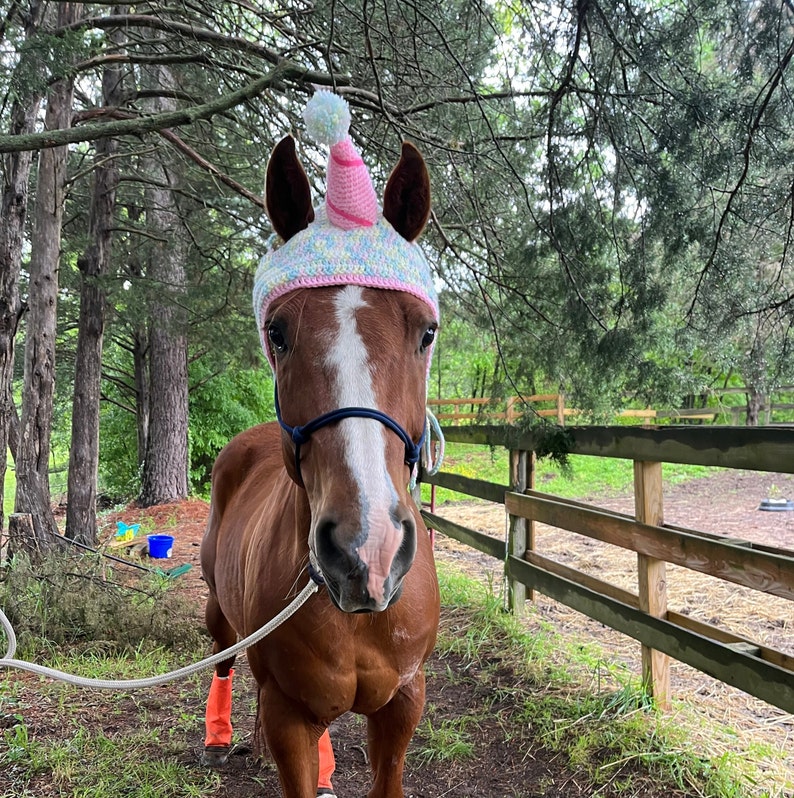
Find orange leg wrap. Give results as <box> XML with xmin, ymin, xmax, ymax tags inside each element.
<box><xmin>317</xmin><ymin>728</ymin><xmax>336</xmax><ymax>790</ymax></box>
<box><xmin>204</xmin><ymin>669</ymin><xmax>234</xmax><ymax>748</ymax></box>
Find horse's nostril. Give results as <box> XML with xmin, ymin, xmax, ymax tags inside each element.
<box><xmin>315</xmin><ymin>518</ymin><xmax>339</xmax><ymax>564</ymax></box>
<box><xmin>396</xmin><ymin>514</ymin><xmax>417</xmax><ymax>564</ymax></box>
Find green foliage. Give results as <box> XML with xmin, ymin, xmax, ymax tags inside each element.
<box><xmin>422</xmin><ymin>0</ymin><xmax>794</xmax><ymax>413</ymax></box>
<box><xmin>5</xmin><ymin>0</ymin><xmax>794</xmax><ymax>511</ymax></box>
<box><xmin>97</xmin><ymin>349</ymin><xmax>273</xmax><ymax>499</ymax></box>
<box><xmin>516</xmin><ymin>417</ymin><xmax>574</xmax><ymax>473</ymax></box>
<box><xmin>187</xmin><ymin>359</ymin><xmax>274</xmax><ymax>495</ymax></box>
<box><xmin>97</xmin><ymin>399</ymin><xmax>141</xmax><ymax>501</ymax></box>
<box><xmin>430</xmin><ymin>295</ymin><xmax>507</xmax><ymax>400</ymax></box>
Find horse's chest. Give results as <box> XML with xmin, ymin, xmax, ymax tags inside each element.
<box><xmin>256</xmin><ymin>617</ymin><xmax>423</xmax><ymax>720</ymax></box>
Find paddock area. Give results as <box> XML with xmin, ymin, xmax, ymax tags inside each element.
<box><xmin>437</xmin><ymin>467</ymin><xmax>794</xmax><ymax>780</ymax></box>
<box><xmin>62</xmin><ymin>472</ymin><xmax>790</xmax><ymax>795</ymax></box>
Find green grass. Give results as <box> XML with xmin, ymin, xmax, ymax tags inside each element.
<box><xmin>423</xmin><ymin>443</ymin><xmax>716</xmax><ymax>505</ymax></box>
<box><xmin>414</xmin><ymin>715</ymin><xmax>477</xmax><ymax>764</ymax></box>
<box><xmin>3</xmin><ymin>717</ymin><xmax>220</xmax><ymax>798</ymax></box>
<box><xmin>43</xmin><ymin>641</ymin><xmax>200</xmax><ymax>681</ymax></box>
<box><xmin>0</xmin><ymin>557</ymin><xmax>214</xmax><ymax>798</ymax></box>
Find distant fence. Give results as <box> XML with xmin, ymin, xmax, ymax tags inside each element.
<box><xmin>427</xmin><ymin>386</ymin><xmax>794</xmax><ymax>426</ymax></box>
<box><xmin>418</xmin><ymin>424</ymin><xmax>794</xmax><ymax>714</ymax></box>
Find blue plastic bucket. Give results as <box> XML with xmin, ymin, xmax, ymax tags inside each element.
<box><xmin>147</xmin><ymin>534</ymin><xmax>174</xmax><ymax>559</ymax></box>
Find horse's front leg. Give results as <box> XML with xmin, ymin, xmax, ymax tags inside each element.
<box><xmin>366</xmin><ymin>669</ymin><xmax>427</xmax><ymax>798</ymax></box>
<box><xmin>202</xmin><ymin>594</ymin><xmax>237</xmax><ymax>766</ymax></box>
<box><xmin>260</xmin><ymin>686</ymin><xmax>333</xmax><ymax>798</ymax></box>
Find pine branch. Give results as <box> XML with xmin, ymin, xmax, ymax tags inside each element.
<box><xmin>0</xmin><ymin>61</ymin><xmax>345</xmax><ymax>154</ymax></box>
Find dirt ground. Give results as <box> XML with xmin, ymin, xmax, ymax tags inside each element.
<box><xmin>7</xmin><ymin>469</ymin><xmax>794</xmax><ymax>796</ymax></box>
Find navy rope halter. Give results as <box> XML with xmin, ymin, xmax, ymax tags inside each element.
<box><xmin>274</xmin><ymin>386</ymin><xmax>426</xmax><ymax>488</ymax></box>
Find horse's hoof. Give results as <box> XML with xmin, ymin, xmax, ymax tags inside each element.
<box><xmin>201</xmin><ymin>745</ymin><xmax>231</xmax><ymax>767</ymax></box>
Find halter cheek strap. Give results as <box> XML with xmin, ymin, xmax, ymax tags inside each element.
<box><xmin>274</xmin><ymin>386</ymin><xmax>425</xmax><ymax>487</ymax></box>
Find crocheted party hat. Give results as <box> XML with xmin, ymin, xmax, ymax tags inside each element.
<box><xmin>253</xmin><ymin>91</ymin><xmax>438</xmax><ymax>369</ymax></box>
<box><xmin>302</xmin><ymin>91</ymin><xmax>379</xmax><ymax>229</ymax></box>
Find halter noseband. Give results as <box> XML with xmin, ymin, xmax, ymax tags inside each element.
<box><xmin>274</xmin><ymin>387</ymin><xmax>425</xmax><ymax>486</ymax></box>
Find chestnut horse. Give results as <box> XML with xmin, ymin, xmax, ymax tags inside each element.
<box><xmin>200</xmin><ymin>137</ymin><xmax>440</xmax><ymax>797</ymax></box>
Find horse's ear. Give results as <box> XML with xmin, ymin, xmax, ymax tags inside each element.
<box><xmin>383</xmin><ymin>142</ymin><xmax>431</xmax><ymax>242</ymax></box>
<box><xmin>266</xmin><ymin>136</ymin><xmax>315</xmax><ymax>242</ymax></box>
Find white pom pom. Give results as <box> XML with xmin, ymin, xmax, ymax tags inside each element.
<box><xmin>303</xmin><ymin>91</ymin><xmax>351</xmax><ymax>146</ymax></box>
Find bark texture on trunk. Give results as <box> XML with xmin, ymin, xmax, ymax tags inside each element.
<box><xmin>137</xmin><ymin>205</ymin><xmax>189</xmax><ymax>505</ymax></box>
<box><xmin>15</xmin><ymin>2</ymin><xmax>80</xmax><ymax>549</ymax></box>
<box><xmin>0</xmin><ymin>1</ymin><xmax>45</xmax><ymax>535</ymax></box>
<box><xmin>137</xmin><ymin>61</ymin><xmax>189</xmax><ymax>507</ymax></box>
<box><xmin>745</xmin><ymin>387</ymin><xmax>766</xmax><ymax>427</ymax></box>
<box><xmin>66</xmin><ymin>38</ymin><xmax>124</xmax><ymax>545</ymax></box>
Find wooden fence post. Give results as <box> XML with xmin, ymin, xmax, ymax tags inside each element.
<box><xmin>506</xmin><ymin>395</ymin><xmax>517</xmax><ymax>424</ymax></box>
<box><xmin>556</xmin><ymin>393</ymin><xmax>565</xmax><ymax>425</ymax></box>
<box><xmin>526</xmin><ymin>451</ymin><xmax>536</xmax><ymax>600</ymax></box>
<box><xmin>507</xmin><ymin>449</ymin><xmax>535</xmax><ymax>611</ymax></box>
<box><xmin>633</xmin><ymin>461</ymin><xmax>671</xmax><ymax>709</ymax></box>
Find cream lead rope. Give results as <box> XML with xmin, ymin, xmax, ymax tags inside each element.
<box><xmin>0</xmin><ymin>579</ymin><xmax>318</xmax><ymax>690</ymax></box>
<box><xmin>0</xmin><ymin>411</ymin><xmax>440</xmax><ymax>690</ymax></box>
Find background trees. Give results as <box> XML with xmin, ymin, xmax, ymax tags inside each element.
<box><xmin>0</xmin><ymin>0</ymin><xmax>792</xmax><ymax>543</ymax></box>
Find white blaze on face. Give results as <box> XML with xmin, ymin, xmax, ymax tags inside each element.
<box><xmin>326</xmin><ymin>286</ymin><xmax>401</xmax><ymax>605</ymax></box>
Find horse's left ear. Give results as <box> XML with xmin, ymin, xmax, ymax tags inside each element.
<box><xmin>266</xmin><ymin>135</ymin><xmax>315</xmax><ymax>242</ymax></box>
<box><xmin>383</xmin><ymin>142</ymin><xmax>431</xmax><ymax>242</ymax></box>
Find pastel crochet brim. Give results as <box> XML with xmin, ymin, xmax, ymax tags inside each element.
<box><xmin>253</xmin><ymin>206</ymin><xmax>439</xmax><ymax>366</ymax></box>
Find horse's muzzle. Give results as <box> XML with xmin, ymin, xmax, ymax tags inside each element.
<box><xmin>313</xmin><ymin>515</ymin><xmax>417</xmax><ymax>613</ymax></box>
<box><xmin>324</xmin><ymin>577</ymin><xmax>405</xmax><ymax>614</ymax></box>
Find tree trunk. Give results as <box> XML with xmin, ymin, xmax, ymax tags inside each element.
<box><xmin>743</xmin><ymin>323</ymin><xmax>768</xmax><ymax>427</ymax></box>
<box><xmin>0</xmin><ymin>1</ymin><xmax>45</xmax><ymax>537</ymax></box>
<box><xmin>66</xmin><ymin>46</ymin><xmax>123</xmax><ymax>545</ymax></box>
<box><xmin>138</xmin><ymin>62</ymin><xmax>189</xmax><ymax>507</ymax></box>
<box><xmin>745</xmin><ymin>387</ymin><xmax>766</xmax><ymax>427</ymax></box>
<box><xmin>133</xmin><ymin>326</ymin><xmax>150</xmax><ymax>468</ymax></box>
<box><xmin>15</xmin><ymin>2</ymin><xmax>80</xmax><ymax>549</ymax></box>
<box><xmin>137</xmin><ymin>212</ymin><xmax>189</xmax><ymax>504</ymax></box>
<box><xmin>124</xmin><ymin>206</ymin><xmax>150</xmax><ymax>470</ymax></box>
<box><xmin>138</xmin><ymin>303</ymin><xmax>189</xmax><ymax>505</ymax></box>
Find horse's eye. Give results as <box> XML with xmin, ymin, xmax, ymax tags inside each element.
<box><xmin>420</xmin><ymin>325</ymin><xmax>437</xmax><ymax>352</ymax></box>
<box><xmin>267</xmin><ymin>324</ymin><xmax>287</xmax><ymax>354</ymax></box>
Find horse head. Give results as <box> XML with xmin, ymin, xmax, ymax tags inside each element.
<box><xmin>256</xmin><ymin>129</ymin><xmax>437</xmax><ymax>614</ymax></box>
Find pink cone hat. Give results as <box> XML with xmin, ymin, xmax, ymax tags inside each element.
<box><xmin>302</xmin><ymin>91</ymin><xmax>379</xmax><ymax>229</ymax></box>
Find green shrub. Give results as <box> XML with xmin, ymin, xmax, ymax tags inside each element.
<box><xmin>0</xmin><ymin>550</ymin><xmax>203</xmax><ymax>659</ymax></box>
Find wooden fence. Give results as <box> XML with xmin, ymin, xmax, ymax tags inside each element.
<box><xmin>418</xmin><ymin>424</ymin><xmax>794</xmax><ymax>714</ymax></box>
<box><xmin>427</xmin><ymin>387</ymin><xmax>794</xmax><ymax>426</ymax></box>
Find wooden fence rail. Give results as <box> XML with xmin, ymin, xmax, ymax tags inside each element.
<box><xmin>427</xmin><ymin>388</ymin><xmax>794</xmax><ymax>426</ymax></box>
<box><xmin>419</xmin><ymin>424</ymin><xmax>794</xmax><ymax>714</ymax></box>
